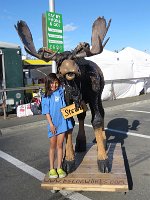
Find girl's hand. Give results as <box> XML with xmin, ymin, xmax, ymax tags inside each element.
<box><xmin>45</xmin><ymin>114</ymin><xmax>56</xmax><ymax>134</ymax></box>
<box><xmin>50</xmin><ymin>124</ymin><xmax>56</xmax><ymax>134</ymax></box>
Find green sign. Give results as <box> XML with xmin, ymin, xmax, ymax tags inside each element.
<box><xmin>45</xmin><ymin>11</ymin><xmax>64</xmax><ymax>53</ymax></box>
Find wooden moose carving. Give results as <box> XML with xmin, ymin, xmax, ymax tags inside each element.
<box><xmin>15</xmin><ymin>16</ymin><xmax>111</xmax><ymax>173</ymax></box>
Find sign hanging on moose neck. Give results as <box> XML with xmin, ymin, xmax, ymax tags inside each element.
<box><xmin>61</xmin><ymin>102</ymin><xmax>88</xmax><ymax>119</ymax></box>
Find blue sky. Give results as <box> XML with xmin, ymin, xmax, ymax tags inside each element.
<box><xmin>0</xmin><ymin>0</ymin><xmax>150</xmax><ymax>55</ymax></box>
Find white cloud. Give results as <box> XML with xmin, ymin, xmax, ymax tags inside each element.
<box><xmin>63</xmin><ymin>23</ymin><xmax>77</xmax><ymax>32</ymax></box>
<box><xmin>0</xmin><ymin>9</ymin><xmax>14</xmax><ymax>20</ymax></box>
<box><xmin>63</xmin><ymin>35</ymin><xmax>75</xmax><ymax>51</ymax></box>
<box><xmin>38</xmin><ymin>37</ymin><xmax>43</xmax><ymax>42</ymax></box>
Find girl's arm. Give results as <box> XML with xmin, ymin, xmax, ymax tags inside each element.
<box><xmin>46</xmin><ymin>113</ymin><xmax>56</xmax><ymax>134</ymax></box>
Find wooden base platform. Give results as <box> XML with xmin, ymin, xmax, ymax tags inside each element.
<box><xmin>41</xmin><ymin>143</ymin><xmax>128</xmax><ymax>192</ymax></box>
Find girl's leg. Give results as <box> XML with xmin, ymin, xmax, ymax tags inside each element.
<box><xmin>56</xmin><ymin>133</ymin><xmax>65</xmax><ymax>169</ymax></box>
<box><xmin>49</xmin><ymin>136</ymin><xmax>57</xmax><ymax>169</ymax></box>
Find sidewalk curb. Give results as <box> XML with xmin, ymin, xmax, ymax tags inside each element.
<box><xmin>1</xmin><ymin>98</ymin><xmax>150</xmax><ymax>135</ymax></box>
<box><xmin>104</xmin><ymin>98</ymin><xmax>150</xmax><ymax>111</ymax></box>
<box><xmin>0</xmin><ymin>120</ymin><xmax>47</xmax><ymax>135</ymax></box>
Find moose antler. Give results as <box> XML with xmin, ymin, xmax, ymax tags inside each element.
<box><xmin>15</xmin><ymin>20</ymin><xmax>58</xmax><ymax>61</ymax></box>
<box><xmin>15</xmin><ymin>17</ymin><xmax>111</xmax><ymax>63</ymax></box>
<box><xmin>71</xmin><ymin>17</ymin><xmax>111</xmax><ymax>58</ymax></box>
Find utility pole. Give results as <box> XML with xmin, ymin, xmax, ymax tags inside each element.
<box><xmin>49</xmin><ymin>0</ymin><xmax>57</xmax><ymax>73</ymax></box>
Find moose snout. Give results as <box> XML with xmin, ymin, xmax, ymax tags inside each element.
<box><xmin>58</xmin><ymin>59</ymin><xmax>81</xmax><ymax>81</ymax></box>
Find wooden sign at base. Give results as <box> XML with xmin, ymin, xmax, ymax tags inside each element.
<box><xmin>61</xmin><ymin>102</ymin><xmax>88</xmax><ymax>119</ymax></box>
<box><xmin>41</xmin><ymin>143</ymin><xmax>128</xmax><ymax>192</ymax></box>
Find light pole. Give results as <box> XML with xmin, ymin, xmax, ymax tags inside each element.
<box><xmin>49</xmin><ymin>0</ymin><xmax>57</xmax><ymax>73</ymax></box>
<box><xmin>49</xmin><ymin>0</ymin><xmax>55</xmax><ymax>12</ymax></box>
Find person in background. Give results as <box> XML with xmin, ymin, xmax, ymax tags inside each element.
<box><xmin>42</xmin><ymin>73</ymin><xmax>74</xmax><ymax>178</ymax></box>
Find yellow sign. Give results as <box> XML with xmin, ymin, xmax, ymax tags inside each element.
<box><xmin>61</xmin><ymin>102</ymin><xmax>88</xmax><ymax>119</ymax></box>
<box><xmin>23</xmin><ymin>59</ymin><xmax>52</xmax><ymax>65</ymax></box>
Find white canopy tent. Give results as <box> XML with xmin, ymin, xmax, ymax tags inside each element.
<box><xmin>86</xmin><ymin>47</ymin><xmax>150</xmax><ymax>100</ymax></box>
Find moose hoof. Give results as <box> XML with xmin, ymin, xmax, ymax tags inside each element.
<box><xmin>75</xmin><ymin>139</ymin><xmax>86</xmax><ymax>152</ymax></box>
<box><xmin>97</xmin><ymin>159</ymin><xmax>110</xmax><ymax>173</ymax></box>
<box><xmin>62</xmin><ymin>159</ymin><xmax>76</xmax><ymax>174</ymax></box>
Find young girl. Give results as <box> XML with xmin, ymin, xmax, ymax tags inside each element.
<box><xmin>42</xmin><ymin>73</ymin><xmax>74</xmax><ymax>178</ymax></box>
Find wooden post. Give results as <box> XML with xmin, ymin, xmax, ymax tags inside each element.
<box><xmin>2</xmin><ymin>92</ymin><xmax>6</xmax><ymax>120</ymax></box>
<box><xmin>111</xmin><ymin>81</ymin><xmax>116</xmax><ymax>100</ymax></box>
<box><xmin>143</xmin><ymin>78</ymin><xmax>147</xmax><ymax>95</ymax></box>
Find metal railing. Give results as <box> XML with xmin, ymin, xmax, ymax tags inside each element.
<box><xmin>0</xmin><ymin>85</ymin><xmax>44</xmax><ymax>119</ymax></box>
<box><xmin>1</xmin><ymin>76</ymin><xmax>150</xmax><ymax>119</ymax></box>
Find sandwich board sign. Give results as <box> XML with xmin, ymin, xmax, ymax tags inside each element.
<box><xmin>45</xmin><ymin>11</ymin><xmax>64</xmax><ymax>53</ymax></box>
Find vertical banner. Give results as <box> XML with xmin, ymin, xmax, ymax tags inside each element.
<box><xmin>45</xmin><ymin>11</ymin><xmax>64</xmax><ymax>53</ymax></box>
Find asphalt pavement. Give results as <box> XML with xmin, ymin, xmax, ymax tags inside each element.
<box><xmin>1</xmin><ymin>93</ymin><xmax>150</xmax><ymax>200</ymax></box>
<box><xmin>0</xmin><ymin>93</ymin><xmax>150</xmax><ymax>134</ymax></box>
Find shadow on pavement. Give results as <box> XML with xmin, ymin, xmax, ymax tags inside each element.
<box><xmin>106</xmin><ymin>117</ymin><xmax>140</xmax><ymax>190</ymax></box>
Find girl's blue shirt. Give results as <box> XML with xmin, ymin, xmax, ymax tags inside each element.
<box><xmin>42</xmin><ymin>86</ymin><xmax>73</xmax><ymax>138</ymax></box>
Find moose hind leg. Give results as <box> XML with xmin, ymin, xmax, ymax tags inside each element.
<box><xmin>90</xmin><ymin>95</ymin><xmax>109</xmax><ymax>173</ymax></box>
<box><xmin>95</xmin><ymin>128</ymin><xmax>109</xmax><ymax>173</ymax></box>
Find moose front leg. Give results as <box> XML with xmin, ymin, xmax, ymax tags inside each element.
<box><xmin>75</xmin><ymin>112</ymin><xmax>86</xmax><ymax>152</ymax></box>
<box><xmin>63</xmin><ymin>130</ymin><xmax>75</xmax><ymax>173</ymax></box>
